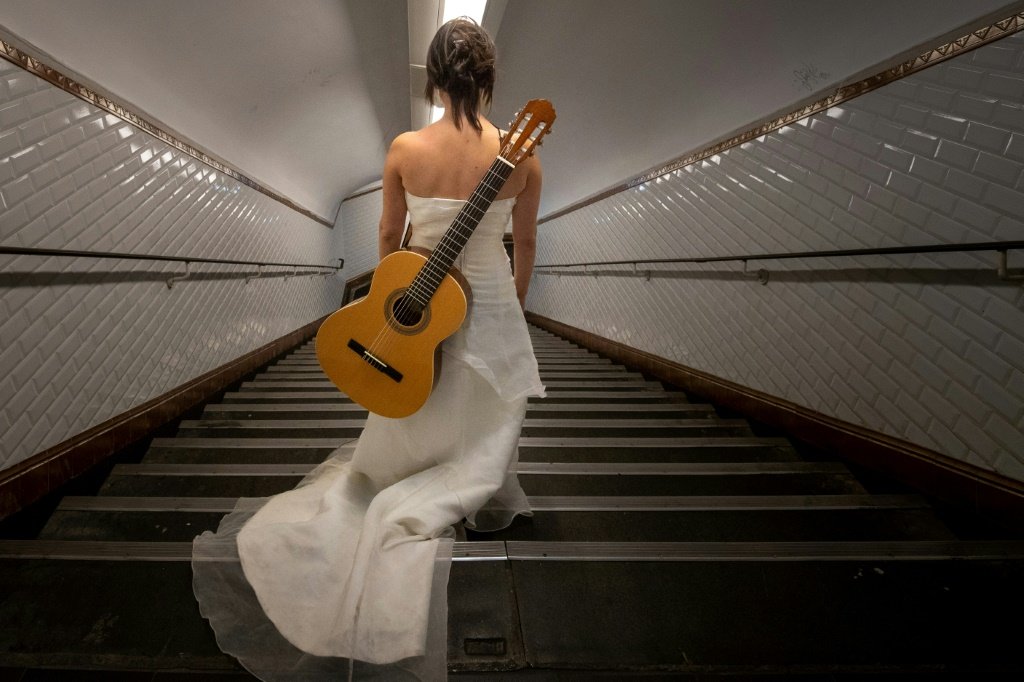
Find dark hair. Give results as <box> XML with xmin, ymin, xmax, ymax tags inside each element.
<box><xmin>424</xmin><ymin>17</ymin><xmax>495</xmax><ymax>132</ymax></box>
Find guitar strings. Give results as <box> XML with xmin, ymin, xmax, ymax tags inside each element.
<box><xmin>368</xmin><ymin>164</ymin><xmax>504</xmax><ymax>358</ymax></box>
<box><xmin>363</xmin><ymin>161</ymin><xmax>511</xmax><ymax>363</ymax></box>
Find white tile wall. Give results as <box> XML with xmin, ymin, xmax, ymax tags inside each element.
<box><xmin>338</xmin><ymin>189</ymin><xmax>383</xmax><ymax>278</ymax></box>
<box><xmin>530</xmin><ymin>31</ymin><xmax>1024</xmax><ymax>482</ymax></box>
<box><xmin>0</xmin><ymin>58</ymin><xmax>344</xmax><ymax>472</ymax></box>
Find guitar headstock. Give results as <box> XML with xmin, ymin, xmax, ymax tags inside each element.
<box><xmin>499</xmin><ymin>99</ymin><xmax>556</xmax><ymax>166</ymax></box>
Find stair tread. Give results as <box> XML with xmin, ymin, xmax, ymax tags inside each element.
<box><xmin>3</xmin><ymin>538</ymin><xmax>1022</xmax><ymax>561</ymax></box>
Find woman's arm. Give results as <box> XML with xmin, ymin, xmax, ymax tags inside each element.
<box><xmin>511</xmin><ymin>157</ymin><xmax>542</xmax><ymax>310</ymax></box>
<box><xmin>378</xmin><ymin>135</ymin><xmax>410</xmax><ymax>259</ymax></box>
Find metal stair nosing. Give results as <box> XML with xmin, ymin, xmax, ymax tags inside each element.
<box><xmin>3</xmin><ymin>538</ymin><xmax>1023</xmax><ymax>563</ymax></box>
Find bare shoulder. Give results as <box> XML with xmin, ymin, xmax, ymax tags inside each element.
<box><xmin>387</xmin><ymin>131</ymin><xmax>421</xmax><ymax>158</ymax></box>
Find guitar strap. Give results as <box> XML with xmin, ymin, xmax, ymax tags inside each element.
<box><xmin>401</xmin><ymin>126</ymin><xmax>506</xmax><ymax>252</ymax></box>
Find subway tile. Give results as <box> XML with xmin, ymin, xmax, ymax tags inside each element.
<box><xmin>964</xmin><ymin>121</ymin><xmax>1011</xmax><ymax>153</ymax></box>
<box><xmin>901</xmin><ymin>129</ymin><xmax>940</xmax><ymax>157</ymax></box>
<box><xmin>993</xmin><ymin>454</ymin><xmax>1024</xmax><ymax>483</ymax></box>
<box><xmin>0</xmin><ymin>128</ymin><xmax>21</xmax><ymax>158</ymax></box>
<box><xmin>980</xmin><ymin>72</ymin><xmax>1024</xmax><ymax>100</ymax></box>
<box><xmin>973</xmin><ymin>151</ymin><xmax>1023</xmax><ymax>185</ymax></box>
<box><xmin>858</xmin><ymin>157</ymin><xmax>889</xmax><ymax>185</ymax></box>
<box><xmin>1</xmin><ymin>174</ymin><xmax>34</xmax><ymax>208</ymax></box>
<box><xmin>951</xmin><ymin>198</ymin><xmax>1001</xmax><ymax>234</ymax></box>
<box><xmin>29</xmin><ymin>157</ymin><xmax>60</xmax><ymax>189</ymax></box>
<box><xmin>9</xmin><ymin>145</ymin><xmax>42</xmax><ymax>177</ymax></box>
<box><xmin>926</xmin><ymin>315</ymin><xmax>972</xmax><ymax>355</ymax></box>
<box><xmin>944</xmin><ymin>65</ymin><xmax>986</xmax><ymax>90</ymax></box>
<box><xmin>907</xmin><ymin>155</ymin><xmax>948</xmax><ymax>184</ymax></box>
<box><xmin>895</xmin><ymin>390</ymin><xmax>933</xmax><ymax>429</ymax></box>
<box><xmin>885</xmin><ymin>170</ymin><xmax>921</xmax><ymax>199</ymax></box>
<box><xmin>910</xmin><ymin>353</ymin><xmax>952</xmax><ymax>393</ymax></box>
<box><xmin>915</xmin><ymin>183</ymin><xmax>956</xmax><ymax>214</ymax></box>
<box><xmin>865</xmin><ymin>183</ymin><xmax>897</xmax><ymax>212</ymax></box>
<box><xmin>954</xmin><ymin>416</ymin><xmax>1002</xmax><ymax>465</ymax></box>
<box><xmin>917</xmin><ymin>84</ymin><xmax>957</xmax><ymax>110</ymax></box>
<box><xmin>0</xmin><ymin>158</ymin><xmax>13</xmax><ymax>188</ymax></box>
<box><xmin>1006</xmin><ymin>133</ymin><xmax>1024</xmax><ymax>162</ymax></box>
<box><xmin>918</xmin><ymin>385</ymin><xmax>962</xmax><ymax>429</ymax></box>
<box><xmin>0</xmin><ymin>100</ymin><xmax>30</xmax><ymax>128</ymax></box>
<box><xmin>943</xmin><ymin>168</ymin><xmax>987</xmax><ymax>201</ymax></box>
<box><xmin>951</xmin><ymin>92</ymin><xmax>998</xmax><ymax>120</ymax></box>
<box><xmin>953</xmin><ymin>306</ymin><xmax>1003</xmax><ymax>350</ymax></box>
<box><xmin>885</xmin><ymin>78</ymin><xmax>920</xmax><ymax>102</ymax></box>
<box><xmin>985</xmin><ymin>413</ymin><xmax>1024</xmax><ymax>452</ymax></box>
<box><xmin>43</xmin><ymin>197</ymin><xmax>71</xmax><ymax>228</ymax></box>
<box><xmin>852</xmin><ymin>92</ymin><xmax>899</xmax><ymax>118</ymax></box>
<box><xmin>893</xmin><ymin>103</ymin><xmax>929</xmax><ymax>128</ymax></box>
<box><xmin>991</xmin><ymin>102</ymin><xmax>1024</xmax><ymax>133</ymax></box>
<box><xmin>43</xmin><ymin>106</ymin><xmax>73</xmax><ymax>135</ymax></box>
<box><xmin>934</xmin><ymin>139</ymin><xmax>977</xmax><ymax>170</ymax></box>
<box><xmin>871</xmin><ymin>118</ymin><xmax>905</xmax><ymax>145</ymax></box>
<box><xmin>974</xmin><ymin>376</ymin><xmax>1024</xmax><ymax>425</ymax></box>
<box><xmin>925</xmin><ymin>418</ymin><xmax>970</xmax><ymax>457</ymax></box>
<box><xmin>944</xmin><ymin>379</ymin><xmax>993</xmax><ymax>425</ymax></box>
<box><xmin>981</xmin><ymin>183</ymin><xmax>1024</xmax><ymax>218</ymax></box>
<box><xmin>18</xmin><ymin>116</ymin><xmax>47</xmax><ymax>145</ymax></box>
<box><xmin>971</xmin><ymin>44</ymin><xmax>1018</xmax><ymax>70</ymax></box>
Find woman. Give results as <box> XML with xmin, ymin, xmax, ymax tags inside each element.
<box><xmin>192</xmin><ymin>18</ymin><xmax>544</xmax><ymax>681</ymax></box>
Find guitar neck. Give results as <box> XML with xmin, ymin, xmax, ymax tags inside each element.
<box><xmin>407</xmin><ymin>156</ymin><xmax>516</xmax><ymax>305</ymax></box>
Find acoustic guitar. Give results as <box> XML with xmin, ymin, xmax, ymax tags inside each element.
<box><xmin>316</xmin><ymin>99</ymin><xmax>556</xmax><ymax>418</ymax></box>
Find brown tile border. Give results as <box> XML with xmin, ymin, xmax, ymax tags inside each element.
<box><xmin>527</xmin><ymin>312</ymin><xmax>1024</xmax><ymax>529</ymax></box>
<box><xmin>0</xmin><ymin>38</ymin><xmax>333</xmax><ymax>228</ymax></box>
<box><xmin>0</xmin><ymin>316</ymin><xmax>327</xmax><ymax>520</ymax></box>
<box><xmin>540</xmin><ymin>9</ymin><xmax>1024</xmax><ymax>224</ymax></box>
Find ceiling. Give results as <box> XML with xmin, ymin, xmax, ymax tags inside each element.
<box><xmin>1</xmin><ymin>0</ymin><xmax>1023</xmax><ymax>222</ymax></box>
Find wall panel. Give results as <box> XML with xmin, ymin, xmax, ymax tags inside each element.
<box><xmin>0</xmin><ymin>57</ymin><xmax>344</xmax><ymax>473</ymax></box>
<box><xmin>339</xmin><ymin>188</ymin><xmax>383</xmax><ymax>278</ymax></box>
<box><xmin>530</xmin><ymin>30</ymin><xmax>1024</xmax><ymax>482</ymax></box>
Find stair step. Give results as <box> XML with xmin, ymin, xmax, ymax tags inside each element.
<box><xmin>203</xmin><ymin>401</ymin><xmax>717</xmax><ymax>420</ymax></box>
<box><xmin>220</xmin><ymin>389</ymin><xmax>687</xmax><ymax>403</ymax></box>
<box><xmin>242</xmin><ymin>377</ymin><xmax>659</xmax><ymax>388</ymax></box>
<box><xmin>66</xmin><ymin>492</ymin><xmax>928</xmax><ymax>511</ymax></box>
<box><xmin>505</xmin><ymin>548</ymin><xmax>1024</xmax><ymax>669</ymax></box>
<box><xmin>4</xmin><ymin>538</ymin><xmax>1021</xmax><ymax>562</ymax></box>
<box><xmin>173</xmin><ymin>417</ymin><xmax>753</xmax><ymax>439</ymax></box>
<box><xmin>143</xmin><ymin>436</ymin><xmax>794</xmax><ymax>464</ymax></box>
<box><xmin>276</xmin><ymin>358</ymin><xmax>615</xmax><ymax>366</ymax></box>
<box><xmin>84</xmin><ymin>461</ymin><xmax>867</xmax><ymax>498</ymax></box>
<box><xmin>4</xmin><ymin>541</ymin><xmax>1015</xmax><ymax>670</ymax></box>
<box><xmin>59</xmin><ymin>490</ymin><xmax>933</xmax><ymax>542</ymax></box>
<box><xmin>262</xmin><ymin>364</ymin><xmax>630</xmax><ymax>374</ymax></box>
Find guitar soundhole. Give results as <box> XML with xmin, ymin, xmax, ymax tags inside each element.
<box><xmin>392</xmin><ymin>297</ymin><xmax>422</xmax><ymax>326</ymax></box>
<box><xmin>387</xmin><ymin>292</ymin><xmax>429</xmax><ymax>333</ymax></box>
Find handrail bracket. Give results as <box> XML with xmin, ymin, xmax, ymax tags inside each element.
<box><xmin>742</xmin><ymin>259</ymin><xmax>769</xmax><ymax>286</ymax></box>
<box><xmin>246</xmin><ymin>264</ymin><xmax>263</xmax><ymax>284</ymax></box>
<box><xmin>997</xmin><ymin>250</ymin><xmax>1024</xmax><ymax>283</ymax></box>
<box><xmin>167</xmin><ymin>261</ymin><xmax>191</xmax><ymax>289</ymax></box>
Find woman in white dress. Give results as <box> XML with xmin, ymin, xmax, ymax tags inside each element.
<box><xmin>192</xmin><ymin>18</ymin><xmax>544</xmax><ymax>681</ymax></box>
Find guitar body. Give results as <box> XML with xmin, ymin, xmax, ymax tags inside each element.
<box><xmin>316</xmin><ymin>249</ymin><xmax>468</xmax><ymax>419</ymax></box>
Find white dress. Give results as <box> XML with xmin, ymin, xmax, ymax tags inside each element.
<box><xmin>192</xmin><ymin>192</ymin><xmax>544</xmax><ymax>681</ymax></box>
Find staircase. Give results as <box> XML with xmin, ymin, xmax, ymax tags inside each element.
<box><xmin>1</xmin><ymin>324</ymin><xmax>1022</xmax><ymax>677</ymax></box>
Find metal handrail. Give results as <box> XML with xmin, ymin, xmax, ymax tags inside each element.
<box><xmin>535</xmin><ymin>240</ymin><xmax>1024</xmax><ymax>268</ymax></box>
<box><xmin>535</xmin><ymin>240</ymin><xmax>1024</xmax><ymax>285</ymax></box>
<box><xmin>0</xmin><ymin>245</ymin><xmax>345</xmax><ymax>289</ymax></box>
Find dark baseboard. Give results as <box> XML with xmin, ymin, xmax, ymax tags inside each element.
<box><xmin>0</xmin><ymin>315</ymin><xmax>327</xmax><ymax>520</ymax></box>
<box><xmin>527</xmin><ymin>312</ymin><xmax>1024</xmax><ymax>529</ymax></box>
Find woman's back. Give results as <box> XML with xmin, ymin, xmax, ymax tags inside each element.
<box><xmin>390</xmin><ymin>118</ymin><xmax>532</xmax><ymax>202</ymax></box>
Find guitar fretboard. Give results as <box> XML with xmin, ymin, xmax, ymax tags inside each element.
<box><xmin>406</xmin><ymin>156</ymin><xmax>516</xmax><ymax>306</ymax></box>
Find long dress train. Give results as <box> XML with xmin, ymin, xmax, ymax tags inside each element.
<box><xmin>192</xmin><ymin>193</ymin><xmax>544</xmax><ymax>680</ymax></box>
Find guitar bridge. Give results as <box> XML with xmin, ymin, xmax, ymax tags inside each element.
<box><xmin>347</xmin><ymin>339</ymin><xmax>403</xmax><ymax>383</ymax></box>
